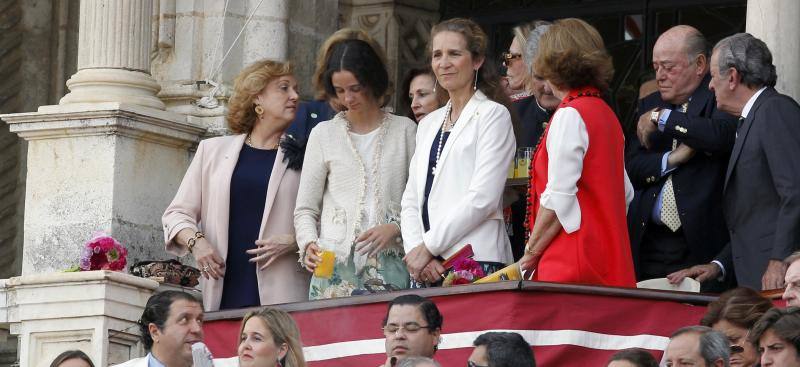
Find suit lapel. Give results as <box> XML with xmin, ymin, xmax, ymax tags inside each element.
<box><xmin>431</xmin><ymin>91</ymin><xmax>484</xmax><ymax>187</ymax></box>
<box><xmin>724</xmin><ymin>88</ymin><xmax>775</xmax><ymax>190</ymax></box>
<box><xmin>259</xmin><ymin>138</ymin><xmax>288</xmax><ymax>237</ymax></box>
<box><xmin>687</xmin><ymin>76</ymin><xmax>712</xmax><ymax>117</ymax></box>
<box><xmin>216</xmin><ymin>134</ymin><xmax>247</xmax><ymax>260</ymax></box>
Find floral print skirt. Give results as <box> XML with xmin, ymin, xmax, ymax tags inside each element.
<box><xmin>309</xmin><ymin>250</ymin><xmax>410</xmax><ymax>300</ymax></box>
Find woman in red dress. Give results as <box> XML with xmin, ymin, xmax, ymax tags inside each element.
<box><xmin>520</xmin><ymin>18</ymin><xmax>636</xmax><ymax>287</ymax></box>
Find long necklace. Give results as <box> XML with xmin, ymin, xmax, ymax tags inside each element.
<box><xmin>432</xmin><ymin>102</ymin><xmax>454</xmax><ymax>176</ymax></box>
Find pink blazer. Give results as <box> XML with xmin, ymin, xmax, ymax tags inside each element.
<box><xmin>162</xmin><ymin>134</ymin><xmax>310</xmax><ymax>311</ymax></box>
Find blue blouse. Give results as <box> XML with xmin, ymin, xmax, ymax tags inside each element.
<box><xmin>220</xmin><ymin>145</ymin><xmax>276</xmax><ymax>309</ymax></box>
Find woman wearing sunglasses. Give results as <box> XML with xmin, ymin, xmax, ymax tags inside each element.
<box><xmin>700</xmin><ymin>287</ymin><xmax>774</xmax><ymax>367</ymax></box>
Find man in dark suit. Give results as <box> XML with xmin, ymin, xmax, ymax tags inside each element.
<box><xmin>285</xmin><ymin>99</ymin><xmax>335</xmax><ymax>140</ymax></box>
<box><xmin>668</xmin><ymin>33</ymin><xmax>800</xmax><ymax>290</ymax></box>
<box><xmin>626</xmin><ymin>25</ymin><xmax>737</xmax><ymax>287</ymax></box>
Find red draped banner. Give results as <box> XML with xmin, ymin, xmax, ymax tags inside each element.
<box><xmin>203</xmin><ymin>282</ymin><xmax>715</xmax><ymax>366</ymax></box>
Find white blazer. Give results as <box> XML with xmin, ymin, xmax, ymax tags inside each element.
<box><xmin>401</xmin><ymin>90</ymin><xmax>516</xmax><ymax>264</ymax></box>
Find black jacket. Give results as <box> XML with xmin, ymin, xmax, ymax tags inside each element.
<box><xmin>626</xmin><ymin>75</ymin><xmax>738</xmax><ymax>277</ymax></box>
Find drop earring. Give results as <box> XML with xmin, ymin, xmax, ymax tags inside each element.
<box><xmin>473</xmin><ymin>69</ymin><xmax>479</xmax><ymax>91</ymax></box>
<box><xmin>433</xmin><ymin>78</ymin><xmax>438</xmax><ymax>93</ymax></box>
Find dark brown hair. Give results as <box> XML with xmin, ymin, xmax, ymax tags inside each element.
<box><xmin>749</xmin><ymin>306</ymin><xmax>800</xmax><ymax>352</ymax></box>
<box><xmin>700</xmin><ymin>287</ymin><xmax>774</xmax><ymax>329</ymax></box>
<box><xmin>50</xmin><ymin>350</ymin><xmax>95</xmax><ymax>367</ymax></box>
<box><xmin>533</xmin><ymin>18</ymin><xmax>614</xmax><ymax>90</ymax></box>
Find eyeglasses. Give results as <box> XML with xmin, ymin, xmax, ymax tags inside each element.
<box><xmin>501</xmin><ymin>52</ymin><xmax>523</xmax><ymax>67</ymax></box>
<box><xmin>468</xmin><ymin>361</ymin><xmax>489</xmax><ymax>367</ymax></box>
<box><xmin>382</xmin><ymin>323</ymin><xmax>432</xmax><ymax>335</ymax></box>
<box><xmin>730</xmin><ymin>344</ymin><xmax>745</xmax><ymax>354</ymax></box>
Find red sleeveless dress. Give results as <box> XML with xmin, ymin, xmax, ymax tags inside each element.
<box><xmin>527</xmin><ymin>87</ymin><xmax>636</xmax><ymax>287</ymax></box>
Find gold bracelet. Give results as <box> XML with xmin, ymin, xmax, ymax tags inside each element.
<box><xmin>187</xmin><ymin>231</ymin><xmax>205</xmax><ymax>253</ymax></box>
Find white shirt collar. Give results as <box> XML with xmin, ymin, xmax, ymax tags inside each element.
<box><xmin>741</xmin><ymin>86</ymin><xmax>768</xmax><ymax>118</ymax></box>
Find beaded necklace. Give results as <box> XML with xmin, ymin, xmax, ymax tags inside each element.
<box><xmin>432</xmin><ymin>101</ymin><xmax>454</xmax><ymax>176</ymax></box>
<box><xmin>523</xmin><ymin>88</ymin><xmax>601</xmax><ymax>242</ymax></box>
<box><xmin>341</xmin><ymin>111</ymin><xmax>390</xmax><ymax>245</ymax></box>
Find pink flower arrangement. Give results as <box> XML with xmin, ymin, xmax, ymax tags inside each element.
<box><xmin>78</xmin><ymin>232</ymin><xmax>128</xmax><ymax>271</ymax></box>
<box><xmin>443</xmin><ymin>257</ymin><xmax>485</xmax><ymax>286</ymax></box>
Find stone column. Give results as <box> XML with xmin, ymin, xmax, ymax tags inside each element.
<box><xmin>243</xmin><ymin>0</ymin><xmax>289</xmax><ymax>64</ymax></box>
<box><xmin>59</xmin><ymin>0</ymin><xmax>165</xmax><ymax>110</ymax></box>
<box><xmin>1</xmin><ymin>103</ymin><xmax>206</xmax><ymax>275</ymax></box>
<box><xmin>747</xmin><ymin>0</ymin><xmax>800</xmax><ymax>100</ymax></box>
<box><xmin>0</xmin><ymin>271</ymin><xmax>159</xmax><ymax>367</ymax></box>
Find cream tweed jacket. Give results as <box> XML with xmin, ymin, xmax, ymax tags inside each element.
<box><xmin>294</xmin><ymin>112</ymin><xmax>417</xmax><ymax>268</ymax></box>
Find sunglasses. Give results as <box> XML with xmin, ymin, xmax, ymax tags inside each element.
<box><xmin>501</xmin><ymin>52</ymin><xmax>523</xmax><ymax>67</ymax></box>
<box><xmin>468</xmin><ymin>361</ymin><xmax>489</xmax><ymax>367</ymax></box>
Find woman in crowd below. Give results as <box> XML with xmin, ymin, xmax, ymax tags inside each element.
<box><xmin>295</xmin><ymin>39</ymin><xmax>417</xmax><ymax>299</ymax></box>
<box><xmin>519</xmin><ymin>18</ymin><xmax>635</xmax><ymax>287</ymax></box>
<box><xmin>239</xmin><ymin>307</ymin><xmax>306</xmax><ymax>367</ymax></box>
<box><xmin>401</xmin><ymin>17</ymin><xmax>517</xmax><ymax>286</ymax></box>
<box><xmin>700</xmin><ymin>287</ymin><xmax>774</xmax><ymax>367</ymax></box>
<box><xmin>606</xmin><ymin>348</ymin><xmax>658</xmax><ymax>367</ymax></box>
<box><xmin>162</xmin><ymin>60</ymin><xmax>310</xmax><ymax>311</ymax></box>
<box><xmin>50</xmin><ymin>350</ymin><xmax>95</xmax><ymax>367</ymax></box>
<box><xmin>401</xmin><ymin>67</ymin><xmax>448</xmax><ymax>123</ymax></box>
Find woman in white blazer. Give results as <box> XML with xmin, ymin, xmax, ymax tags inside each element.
<box><xmin>402</xmin><ymin>18</ymin><xmax>517</xmax><ymax>286</ymax></box>
<box><xmin>162</xmin><ymin>60</ymin><xmax>310</xmax><ymax>311</ymax></box>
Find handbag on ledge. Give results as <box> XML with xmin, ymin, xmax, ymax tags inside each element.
<box><xmin>129</xmin><ymin>259</ymin><xmax>200</xmax><ymax>287</ymax></box>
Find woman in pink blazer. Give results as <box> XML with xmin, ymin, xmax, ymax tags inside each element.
<box><xmin>162</xmin><ymin>60</ymin><xmax>310</xmax><ymax>311</ymax></box>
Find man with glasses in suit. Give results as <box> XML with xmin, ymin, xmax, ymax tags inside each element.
<box><xmin>379</xmin><ymin>295</ymin><xmax>442</xmax><ymax>367</ymax></box>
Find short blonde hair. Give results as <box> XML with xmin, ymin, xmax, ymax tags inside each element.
<box><xmin>533</xmin><ymin>18</ymin><xmax>614</xmax><ymax>91</ymax></box>
<box><xmin>227</xmin><ymin>60</ymin><xmax>292</xmax><ymax>134</ymax></box>
<box><xmin>239</xmin><ymin>308</ymin><xmax>306</xmax><ymax>367</ymax></box>
<box><xmin>312</xmin><ymin>28</ymin><xmax>387</xmax><ymax>100</ymax></box>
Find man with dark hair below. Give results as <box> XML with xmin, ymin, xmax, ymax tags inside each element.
<box><xmin>607</xmin><ymin>348</ymin><xmax>658</xmax><ymax>367</ymax></box>
<box><xmin>669</xmin><ymin>33</ymin><xmax>800</xmax><ymax>291</ymax></box>
<box><xmin>379</xmin><ymin>294</ymin><xmax>442</xmax><ymax>367</ymax></box>
<box><xmin>748</xmin><ymin>307</ymin><xmax>800</xmax><ymax>367</ymax></box>
<box><xmin>627</xmin><ymin>25</ymin><xmax>737</xmax><ymax>291</ymax></box>
<box><xmin>469</xmin><ymin>332</ymin><xmax>535</xmax><ymax>367</ymax></box>
<box><xmin>784</xmin><ymin>251</ymin><xmax>800</xmax><ymax>307</ymax></box>
<box><xmin>663</xmin><ymin>326</ymin><xmax>730</xmax><ymax>367</ymax></box>
<box><xmin>113</xmin><ymin>291</ymin><xmax>204</xmax><ymax>367</ymax></box>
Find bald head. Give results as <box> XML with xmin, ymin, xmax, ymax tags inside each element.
<box><xmin>652</xmin><ymin>25</ymin><xmax>708</xmax><ymax>104</ymax></box>
<box><xmin>656</xmin><ymin>25</ymin><xmax>707</xmax><ymax>62</ymax></box>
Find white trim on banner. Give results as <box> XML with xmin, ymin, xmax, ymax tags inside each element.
<box><xmin>301</xmin><ymin>329</ymin><xmax>670</xmax><ymax>362</ymax></box>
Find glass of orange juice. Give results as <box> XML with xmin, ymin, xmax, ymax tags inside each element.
<box><xmin>313</xmin><ymin>239</ymin><xmax>336</xmax><ymax>279</ymax></box>
<box><xmin>515</xmin><ymin>147</ymin><xmax>533</xmax><ymax>178</ymax></box>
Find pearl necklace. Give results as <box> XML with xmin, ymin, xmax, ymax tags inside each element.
<box><xmin>432</xmin><ymin>102</ymin><xmax>454</xmax><ymax>176</ymax></box>
<box><xmin>245</xmin><ymin>134</ymin><xmax>279</xmax><ymax>150</ymax></box>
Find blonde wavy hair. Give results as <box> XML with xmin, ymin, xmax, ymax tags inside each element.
<box><xmin>227</xmin><ymin>60</ymin><xmax>293</xmax><ymax>134</ymax></box>
<box><xmin>238</xmin><ymin>308</ymin><xmax>306</xmax><ymax>367</ymax></box>
<box><xmin>312</xmin><ymin>28</ymin><xmax>388</xmax><ymax>100</ymax></box>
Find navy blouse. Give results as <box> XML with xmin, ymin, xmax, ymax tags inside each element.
<box><xmin>220</xmin><ymin>145</ymin><xmax>276</xmax><ymax>309</ymax></box>
<box><xmin>422</xmin><ymin>130</ymin><xmax>450</xmax><ymax>232</ymax></box>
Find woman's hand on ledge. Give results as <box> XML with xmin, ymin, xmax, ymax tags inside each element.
<box><xmin>194</xmin><ymin>239</ymin><xmax>226</xmax><ymax>280</ymax></box>
<box><xmin>249</xmin><ymin>234</ymin><xmax>296</xmax><ymax>270</ymax></box>
<box><xmin>355</xmin><ymin>224</ymin><xmax>401</xmax><ymax>258</ymax></box>
<box><xmin>302</xmin><ymin>242</ymin><xmax>322</xmax><ymax>272</ymax></box>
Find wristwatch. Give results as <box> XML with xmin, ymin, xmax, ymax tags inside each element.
<box><xmin>650</xmin><ymin>108</ymin><xmax>662</xmax><ymax>125</ymax></box>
